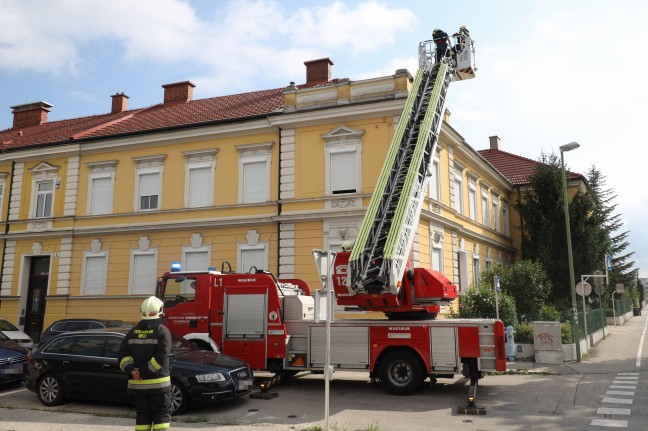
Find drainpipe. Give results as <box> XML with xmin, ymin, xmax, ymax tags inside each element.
<box><xmin>0</xmin><ymin>161</ymin><xmax>16</xmax><ymax>308</ymax></box>
<box><xmin>277</xmin><ymin>127</ymin><xmax>282</xmax><ymax>277</ymax></box>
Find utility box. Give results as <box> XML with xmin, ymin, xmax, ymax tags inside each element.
<box><xmin>533</xmin><ymin>321</ymin><xmax>563</xmax><ymax>364</ymax></box>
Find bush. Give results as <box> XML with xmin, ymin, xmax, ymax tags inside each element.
<box><xmin>561</xmin><ymin>322</ymin><xmax>573</xmax><ymax>344</ymax></box>
<box><xmin>539</xmin><ymin>304</ymin><xmax>562</xmax><ymax>322</ymax></box>
<box><xmin>513</xmin><ymin>322</ymin><xmax>533</xmax><ymax>343</ymax></box>
<box><xmin>457</xmin><ymin>284</ymin><xmax>518</xmax><ymax>326</ymax></box>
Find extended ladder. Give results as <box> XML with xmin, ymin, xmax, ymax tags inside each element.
<box><xmin>348</xmin><ymin>58</ymin><xmax>453</xmax><ymax>295</ymax></box>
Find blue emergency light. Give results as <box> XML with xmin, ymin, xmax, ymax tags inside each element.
<box><xmin>170</xmin><ymin>261</ymin><xmax>182</xmax><ymax>272</ymax></box>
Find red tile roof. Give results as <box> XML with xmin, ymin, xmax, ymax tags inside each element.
<box><xmin>479</xmin><ymin>148</ymin><xmax>583</xmax><ymax>186</ymax></box>
<box><xmin>0</xmin><ymin>88</ymin><xmax>285</xmax><ymax>151</ymax></box>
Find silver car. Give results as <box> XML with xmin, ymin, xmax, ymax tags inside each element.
<box><xmin>0</xmin><ymin>318</ymin><xmax>33</xmax><ymax>349</ymax></box>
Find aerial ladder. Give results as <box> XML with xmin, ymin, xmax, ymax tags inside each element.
<box><xmin>334</xmin><ymin>28</ymin><xmax>476</xmax><ymax>317</ymax></box>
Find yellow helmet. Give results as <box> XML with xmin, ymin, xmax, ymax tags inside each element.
<box><xmin>341</xmin><ymin>240</ymin><xmax>354</xmax><ymax>251</ymax></box>
<box><xmin>141</xmin><ymin>296</ymin><xmax>164</xmax><ymax>320</ymax></box>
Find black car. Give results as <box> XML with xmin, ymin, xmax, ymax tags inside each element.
<box><xmin>0</xmin><ymin>331</ymin><xmax>29</xmax><ymax>385</ymax></box>
<box><xmin>38</xmin><ymin>318</ymin><xmax>132</xmax><ymax>346</ymax></box>
<box><xmin>25</xmin><ymin>328</ymin><xmax>253</xmax><ymax>414</ymax></box>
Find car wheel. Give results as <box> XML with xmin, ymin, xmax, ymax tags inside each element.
<box><xmin>170</xmin><ymin>380</ymin><xmax>189</xmax><ymax>415</ymax></box>
<box><xmin>37</xmin><ymin>374</ymin><xmax>66</xmax><ymax>406</ymax></box>
<box><xmin>378</xmin><ymin>351</ymin><xmax>423</xmax><ymax>395</ymax></box>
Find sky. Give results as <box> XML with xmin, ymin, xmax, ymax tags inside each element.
<box><xmin>0</xmin><ymin>0</ymin><xmax>646</xmax><ymax>278</ymax></box>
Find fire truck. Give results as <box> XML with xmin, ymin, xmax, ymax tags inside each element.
<box><xmin>156</xmin><ymin>28</ymin><xmax>506</xmax><ymax>402</ymax></box>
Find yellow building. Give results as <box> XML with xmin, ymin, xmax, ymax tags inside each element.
<box><xmin>0</xmin><ymin>58</ymin><xmax>515</xmax><ymax>342</ymax></box>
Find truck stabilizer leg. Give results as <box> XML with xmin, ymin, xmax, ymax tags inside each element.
<box><xmin>250</xmin><ymin>372</ymin><xmax>281</xmax><ymax>399</ymax></box>
<box><xmin>457</xmin><ymin>377</ymin><xmax>486</xmax><ymax>415</ymax></box>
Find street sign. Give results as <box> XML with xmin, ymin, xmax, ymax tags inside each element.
<box><xmin>616</xmin><ymin>283</ymin><xmax>624</xmax><ymax>293</ymax></box>
<box><xmin>494</xmin><ymin>275</ymin><xmax>500</xmax><ymax>292</ymax></box>
<box><xmin>576</xmin><ymin>281</ymin><xmax>592</xmax><ymax>296</ymax></box>
<box><xmin>606</xmin><ymin>255</ymin><xmax>613</xmax><ymax>271</ymax></box>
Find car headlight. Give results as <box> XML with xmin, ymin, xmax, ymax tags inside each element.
<box><xmin>195</xmin><ymin>373</ymin><xmax>226</xmax><ymax>382</ymax></box>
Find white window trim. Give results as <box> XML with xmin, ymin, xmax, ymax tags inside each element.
<box><xmin>182</xmin><ymin>245</ymin><xmax>211</xmax><ymax>271</ymax></box>
<box><xmin>322</xmin><ymin>126</ymin><xmax>364</xmax><ymax>197</ymax></box>
<box><xmin>0</xmin><ymin>173</ymin><xmax>6</xmax><ymax>222</ymax></box>
<box><xmin>468</xmin><ymin>179</ymin><xmax>477</xmax><ymax>221</ymax></box>
<box><xmin>502</xmin><ymin>201</ymin><xmax>510</xmax><ymax>236</ymax></box>
<box><xmin>86</xmin><ymin>161</ymin><xmax>117</xmax><ymax>216</ymax></box>
<box><xmin>453</xmin><ymin>169</ymin><xmax>464</xmax><ymax>214</ymax></box>
<box><xmin>129</xmin><ymin>248</ymin><xmax>158</xmax><ymax>295</ymax></box>
<box><xmin>492</xmin><ymin>194</ymin><xmax>500</xmax><ymax>231</ymax></box>
<box><xmin>481</xmin><ymin>192</ymin><xmax>490</xmax><ymax>227</ymax></box>
<box><xmin>81</xmin><ymin>251</ymin><xmax>108</xmax><ymax>295</ymax></box>
<box><xmin>428</xmin><ymin>157</ymin><xmax>441</xmax><ymax>201</ymax></box>
<box><xmin>237</xmin><ymin>242</ymin><xmax>269</xmax><ymax>273</ymax></box>
<box><xmin>236</xmin><ymin>142</ymin><xmax>273</xmax><ymax>204</ymax></box>
<box><xmin>29</xmin><ymin>162</ymin><xmax>59</xmax><ymax>219</ymax></box>
<box><xmin>132</xmin><ymin>155</ymin><xmax>166</xmax><ymax>212</ymax></box>
<box><xmin>183</xmin><ymin>149</ymin><xmax>217</xmax><ymax>208</ymax></box>
<box><xmin>472</xmin><ymin>254</ymin><xmax>480</xmax><ymax>287</ymax></box>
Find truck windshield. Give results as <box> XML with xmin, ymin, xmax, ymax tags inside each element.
<box><xmin>162</xmin><ymin>277</ymin><xmax>197</xmax><ymax>308</ymax></box>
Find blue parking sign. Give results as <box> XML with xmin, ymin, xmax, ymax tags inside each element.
<box><xmin>606</xmin><ymin>255</ymin><xmax>613</xmax><ymax>271</ymax></box>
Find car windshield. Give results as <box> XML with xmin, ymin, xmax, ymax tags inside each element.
<box><xmin>0</xmin><ymin>319</ymin><xmax>19</xmax><ymax>331</ymax></box>
<box><xmin>0</xmin><ymin>331</ymin><xmax>8</xmax><ymax>341</ymax></box>
<box><xmin>170</xmin><ymin>333</ymin><xmax>200</xmax><ymax>355</ymax></box>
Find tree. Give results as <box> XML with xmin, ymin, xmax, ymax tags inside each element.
<box><xmin>480</xmin><ymin>261</ymin><xmax>552</xmax><ymax>322</ymax></box>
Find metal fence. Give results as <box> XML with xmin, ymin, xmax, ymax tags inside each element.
<box><xmin>613</xmin><ymin>298</ymin><xmax>633</xmax><ymax>316</ymax></box>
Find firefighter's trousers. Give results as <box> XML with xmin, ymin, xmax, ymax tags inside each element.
<box><xmin>133</xmin><ymin>386</ymin><xmax>172</xmax><ymax>430</ymax></box>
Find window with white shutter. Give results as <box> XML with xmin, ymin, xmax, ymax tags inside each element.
<box><xmin>239</xmin><ymin>246</ymin><xmax>267</xmax><ymax>273</ymax></box>
<box><xmin>183</xmin><ymin>150</ymin><xmax>217</xmax><ymax>208</ymax></box>
<box><xmin>132</xmin><ymin>155</ymin><xmax>165</xmax><ymax>212</ymax></box>
<box><xmin>90</xmin><ymin>176</ymin><xmax>112</xmax><ymax>215</ymax></box>
<box><xmin>82</xmin><ymin>253</ymin><xmax>107</xmax><ymax>295</ymax></box>
<box><xmin>236</xmin><ymin>143</ymin><xmax>272</xmax><ymax>204</ymax></box>
<box><xmin>323</xmin><ymin>126</ymin><xmax>363</xmax><ymax>197</ymax></box>
<box><xmin>131</xmin><ymin>251</ymin><xmax>157</xmax><ymax>295</ymax></box>
<box><xmin>330</xmin><ymin>150</ymin><xmax>356</xmax><ymax>194</ymax></box>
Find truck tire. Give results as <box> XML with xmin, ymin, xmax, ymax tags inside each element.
<box><xmin>378</xmin><ymin>351</ymin><xmax>423</xmax><ymax>395</ymax></box>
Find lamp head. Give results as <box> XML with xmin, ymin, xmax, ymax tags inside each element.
<box><xmin>559</xmin><ymin>142</ymin><xmax>580</xmax><ymax>152</ymax></box>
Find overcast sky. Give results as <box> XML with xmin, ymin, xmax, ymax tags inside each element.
<box><xmin>1</xmin><ymin>0</ymin><xmax>646</xmax><ymax>278</ymax></box>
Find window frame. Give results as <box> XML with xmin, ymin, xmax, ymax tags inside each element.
<box><xmin>322</xmin><ymin>126</ymin><xmax>363</xmax><ymax>197</ymax></box>
<box><xmin>428</xmin><ymin>157</ymin><xmax>441</xmax><ymax>201</ymax></box>
<box><xmin>468</xmin><ymin>178</ymin><xmax>477</xmax><ymax>221</ymax></box>
<box><xmin>453</xmin><ymin>170</ymin><xmax>464</xmax><ymax>214</ymax></box>
<box><xmin>236</xmin><ymin>143</ymin><xmax>273</xmax><ymax>204</ymax></box>
<box><xmin>237</xmin><ymin>242</ymin><xmax>269</xmax><ymax>274</ymax></box>
<box><xmin>129</xmin><ymin>249</ymin><xmax>158</xmax><ymax>295</ymax></box>
<box><xmin>183</xmin><ymin>149</ymin><xmax>217</xmax><ymax>208</ymax></box>
<box><xmin>132</xmin><ymin>155</ymin><xmax>166</xmax><ymax>212</ymax></box>
<box><xmin>81</xmin><ymin>251</ymin><xmax>108</xmax><ymax>295</ymax></box>
<box><xmin>182</xmin><ymin>245</ymin><xmax>211</xmax><ymax>272</ymax></box>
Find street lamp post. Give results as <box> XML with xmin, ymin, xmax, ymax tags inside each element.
<box><xmin>560</xmin><ymin>141</ymin><xmax>581</xmax><ymax>362</ymax></box>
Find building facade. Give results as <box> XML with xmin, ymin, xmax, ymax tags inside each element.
<box><xmin>0</xmin><ymin>59</ymin><xmax>515</xmax><ymax>342</ymax></box>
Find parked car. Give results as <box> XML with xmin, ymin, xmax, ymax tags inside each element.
<box><xmin>38</xmin><ymin>318</ymin><xmax>132</xmax><ymax>346</ymax></box>
<box><xmin>0</xmin><ymin>318</ymin><xmax>33</xmax><ymax>349</ymax></box>
<box><xmin>0</xmin><ymin>331</ymin><xmax>29</xmax><ymax>385</ymax></box>
<box><xmin>25</xmin><ymin>328</ymin><xmax>253</xmax><ymax>414</ymax></box>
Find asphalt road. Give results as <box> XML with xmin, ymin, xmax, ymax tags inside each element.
<box><xmin>1</xmin><ymin>310</ymin><xmax>646</xmax><ymax>431</ymax></box>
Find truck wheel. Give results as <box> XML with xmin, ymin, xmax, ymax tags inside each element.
<box><xmin>379</xmin><ymin>351</ymin><xmax>423</xmax><ymax>395</ymax></box>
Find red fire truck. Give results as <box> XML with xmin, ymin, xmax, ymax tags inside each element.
<box><xmin>156</xmin><ymin>28</ymin><xmax>506</xmax><ymax>402</ymax></box>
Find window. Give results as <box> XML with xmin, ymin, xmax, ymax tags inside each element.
<box><xmin>86</xmin><ymin>161</ymin><xmax>117</xmax><ymax>215</ymax></box>
<box><xmin>130</xmin><ymin>250</ymin><xmax>157</xmax><ymax>295</ymax></box>
<box><xmin>453</xmin><ymin>175</ymin><xmax>463</xmax><ymax>214</ymax></box>
<box><xmin>236</xmin><ymin>143</ymin><xmax>272</xmax><ymax>204</ymax></box>
<box><xmin>457</xmin><ymin>250</ymin><xmax>469</xmax><ymax>291</ymax></box>
<box><xmin>0</xmin><ymin>182</ymin><xmax>4</xmax><ymax>222</ymax></box>
<box><xmin>481</xmin><ymin>193</ymin><xmax>490</xmax><ymax>227</ymax></box>
<box><xmin>492</xmin><ymin>195</ymin><xmax>500</xmax><ymax>231</ymax></box>
<box><xmin>133</xmin><ymin>155</ymin><xmax>165</xmax><ymax>212</ymax></box>
<box><xmin>183</xmin><ymin>247</ymin><xmax>210</xmax><ymax>272</ymax></box>
<box><xmin>473</xmin><ymin>255</ymin><xmax>480</xmax><ymax>286</ymax></box>
<box><xmin>322</xmin><ymin>126</ymin><xmax>363</xmax><ymax>196</ymax></box>
<box><xmin>468</xmin><ymin>180</ymin><xmax>477</xmax><ymax>221</ymax></box>
<box><xmin>35</xmin><ymin>180</ymin><xmax>54</xmax><ymax>218</ymax></box>
<box><xmin>502</xmin><ymin>201</ymin><xmax>510</xmax><ymax>235</ymax></box>
<box><xmin>429</xmin><ymin>158</ymin><xmax>441</xmax><ymax>201</ymax></box>
<box><xmin>431</xmin><ymin>245</ymin><xmax>443</xmax><ymax>272</ymax></box>
<box><xmin>183</xmin><ymin>149</ymin><xmax>217</xmax><ymax>208</ymax></box>
<box><xmin>238</xmin><ymin>243</ymin><xmax>268</xmax><ymax>273</ymax></box>
<box><xmin>82</xmin><ymin>252</ymin><xmax>108</xmax><ymax>295</ymax></box>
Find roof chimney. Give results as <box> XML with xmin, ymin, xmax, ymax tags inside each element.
<box><xmin>162</xmin><ymin>81</ymin><xmax>195</xmax><ymax>105</ymax></box>
<box><xmin>111</xmin><ymin>92</ymin><xmax>129</xmax><ymax>114</ymax></box>
<box><xmin>11</xmin><ymin>101</ymin><xmax>53</xmax><ymax>129</ymax></box>
<box><xmin>304</xmin><ymin>58</ymin><xmax>333</xmax><ymax>86</ymax></box>
<box><xmin>489</xmin><ymin>135</ymin><xmax>501</xmax><ymax>150</ymax></box>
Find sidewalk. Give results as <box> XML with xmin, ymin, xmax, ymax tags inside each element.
<box><xmin>504</xmin><ymin>304</ymin><xmax>647</xmax><ymax>376</ymax></box>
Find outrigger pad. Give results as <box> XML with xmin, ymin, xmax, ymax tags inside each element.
<box><xmin>250</xmin><ymin>391</ymin><xmax>279</xmax><ymax>400</ymax></box>
<box><xmin>457</xmin><ymin>405</ymin><xmax>486</xmax><ymax>415</ymax></box>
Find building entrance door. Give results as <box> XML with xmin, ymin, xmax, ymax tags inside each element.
<box><xmin>24</xmin><ymin>256</ymin><xmax>50</xmax><ymax>342</ymax></box>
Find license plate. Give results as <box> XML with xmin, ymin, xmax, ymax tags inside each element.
<box><xmin>238</xmin><ymin>379</ymin><xmax>252</xmax><ymax>390</ymax></box>
<box><xmin>0</xmin><ymin>364</ymin><xmax>23</xmax><ymax>375</ymax></box>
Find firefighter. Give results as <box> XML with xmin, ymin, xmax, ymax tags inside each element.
<box><xmin>452</xmin><ymin>25</ymin><xmax>470</xmax><ymax>56</ymax></box>
<box><xmin>432</xmin><ymin>28</ymin><xmax>450</xmax><ymax>63</ymax></box>
<box><xmin>119</xmin><ymin>296</ymin><xmax>172</xmax><ymax>431</ymax></box>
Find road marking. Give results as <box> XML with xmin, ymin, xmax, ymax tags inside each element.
<box><xmin>606</xmin><ymin>391</ymin><xmax>634</xmax><ymax>396</ymax></box>
<box><xmin>0</xmin><ymin>387</ymin><xmax>26</xmax><ymax>397</ymax></box>
<box><xmin>611</xmin><ymin>381</ymin><xmax>637</xmax><ymax>386</ymax></box>
<box><xmin>613</xmin><ymin>376</ymin><xmax>638</xmax><ymax>380</ymax></box>
<box><xmin>638</xmin><ymin>312</ymin><xmax>647</xmax><ymax>367</ymax></box>
<box><xmin>617</xmin><ymin>372</ymin><xmax>639</xmax><ymax>375</ymax></box>
<box><xmin>602</xmin><ymin>397</ymin><xmax>633</xmax><ymax>404</ymax></box>
<box><xmin>591</xmin><ymin>419</ymin><xmax>628</xmax><ymax>427</ymax></box>
<box><xmin>610</xmin><ymin>385</ymin><xmax>636</xmax><ymax>390</ymax></box>
<box><xmin>597</xmin><ymin>407</ymin><xmax>631</xmax><ymax>415</ymax></box>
